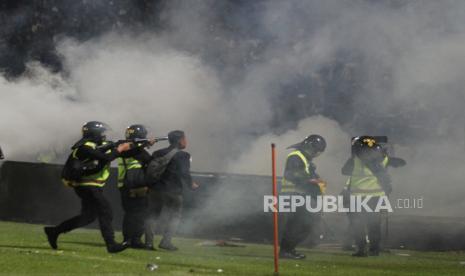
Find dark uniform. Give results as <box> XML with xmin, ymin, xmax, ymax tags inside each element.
<box><xmin>342</xmin><ymin>137</ymin><xmax>405</xmax><ymax>257</ymax></box>
<box><xmin>118</xmin><ymin>147</ymin><xmax>151</xmax><ymax>247</ymax></box>
<box><xmin>145</xmin><ymin>131</ymin><xmax>193</xmax><ymax>251</ymax></box>
<box><xmin>279</xmin><ymin>135</ymin><xmax>326</xmax><ymax>259</ymax></box>
<box><xmin>44</xmin><ymin>121</ymin><xmax>129</xmax><ymax>253</ymax></box>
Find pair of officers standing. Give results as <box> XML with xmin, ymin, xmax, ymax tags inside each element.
<box><xmin>45</xmin><ymin>121</ymin><xmax>194</xmax><ymax>253</ymax></box>
<box><xmin>279</xmin><ymin>134</ymin><xmax>405</xmax><ymax>259</ymax></box>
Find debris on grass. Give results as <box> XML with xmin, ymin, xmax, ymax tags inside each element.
<box><xmin>197</xmin><ymin>240</ymin><xmax>245</xmax><ymax>247</ymax></box>
<box><xmin>146</xmin><ymin>263</ymin><xmax>159</xmax><ymax>271</ymax></box>
<box><xmin>396</xmin><ymin>253</ymin><xmax>411</xmax><ymax>257</ymax></box>
<box><xmin>217</xmin><ymin>268</ymin><xmax>223</xmax><ymax>273</ymax></box>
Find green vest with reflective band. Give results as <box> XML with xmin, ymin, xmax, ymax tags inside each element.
<box><xmin>347</xmin><ymin>156</ymin><xmax>389</xmax><ymax>196</ymax></box>
<box><xmin>76</xmin><ymin>141</ymin><xmax>111</xmax><ymax>188</ymax></box>
<box><xmin>281</xmin><ymin>150</ymin><xmax>311</xmax><ymax>194</ymax></box>
<box><xmin>117</xmin><ymin>157</ymin><xmax>143</xmax><ymax>188</ymax></box>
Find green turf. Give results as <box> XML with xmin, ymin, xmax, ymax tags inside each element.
<box><xmin>0</xmin><ymin>221</ymin><xmax>464</xmax><ymax>275</ymax></box>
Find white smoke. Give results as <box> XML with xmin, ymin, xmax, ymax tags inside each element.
<box><xmin>1</xmin><ymin>0</ymin><xmax>465</xmax><ymax>217</ymax></box>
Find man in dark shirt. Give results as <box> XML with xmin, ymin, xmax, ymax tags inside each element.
<box><xmin>145</xmin><ymin>130</ymin><xmax>198</xmax><ymax>251</ymax></box>
<box><xmin>279</xmin><ymin>135</ymin><xmax>327</xmax><ymax>259</ymax></box>
<box><xmin>44</xmin><ymin>121</ymin><xmax>131</xmax><ymax>253</ymax></box>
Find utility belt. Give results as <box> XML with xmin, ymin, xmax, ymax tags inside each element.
<box><xmin>62</xmin><ymin>179</ymin><xmax>106</xmax><ymax>188</ymax></box>
<box><xmin>281</xmin><ymin>179</ymin><xmax>325</xmax><ymax>194</ymax></box>
<box><xmin>122</xmin><ymin>186</ymin><xmax>149</xmax><ymax>198</ymax></box>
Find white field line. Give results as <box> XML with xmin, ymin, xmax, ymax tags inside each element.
<box><xmin>0</xmin><ymin>246</ymin><xmax>146</xmax><ymax>265</ymax></box>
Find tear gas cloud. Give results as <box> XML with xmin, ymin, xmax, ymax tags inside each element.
<box><xmin>1</xmin><ymin>0</ymin><xmax>465</xmax><ymax>217</ymax></box>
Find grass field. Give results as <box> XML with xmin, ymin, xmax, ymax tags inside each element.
<box><xmin>0</xmin><ymin>221</ymin><xmax>464</xmax><ymax>275</ymax></box>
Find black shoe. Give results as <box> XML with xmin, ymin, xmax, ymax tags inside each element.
<box><xmin>352</xmin><ymin>250</ymin><xmax>368</xmax><ymax>257</ymax></box>
<box><xmin>291</xmin><ymin>249</ymin><xmax>306</xmax><ymax>259</ymax></box>
<box><xmin>159</xmin><ymin>242</ymin><xmax>178</xmax><ymax>251</ymax></box>
<box><xmin>107</xmin><ymin>242</ymin><xmax>129</xmax><ymax>253</ymax></box>
<box><xmin>130</xmin><ymin>240</ymin><xmax>146</xmax><ymax>249</ymax></box>
<box><xmin>342</xmin><ymin>244</ymin><xmax>354</xmax><ymax>251</ymax></box>
<box><xmin>44</xmin><ymin>227</ymin><xmax>58</xmax><ymax>250</ymax></box>
<box><xmin>279</xmin><ymin>250</ymin><xmax>306</xmax><ymax>260</ymax></box>
<box><xmin>144</xmin><ymin>245</ymin><xmax>157</xmax><ymax>251</ymax></box>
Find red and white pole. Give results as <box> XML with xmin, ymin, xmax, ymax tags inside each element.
<box><xmin>271</xmin><ymin>143</ymin><xmax>279</xmax><ymax>275</ymax></box>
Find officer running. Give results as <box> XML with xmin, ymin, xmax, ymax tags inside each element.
<box><xmin>279</xmin><ymin>134</ymin><xmax>327</xmax><ymax>259</ymax></box>
<box><xmin>44</xmin><ymin>121</ymin><xmax>131</xmax><ymax>253</ymax></box>
<box><xmin>117</xmin><ymin>124</ymin><xmax>155</xmax><ymax>249</ymax></box>
<box><xmin>342</xmin><ymin>136</ymin><xmax>405</xmax><ymax>257</ymax></box>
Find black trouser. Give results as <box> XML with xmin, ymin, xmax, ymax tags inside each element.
<box><xmin>120</xmin><ymin>187</ymin><xmax>148</xmax><ymax>243</ymax></box>
<box><xmin>145</xmin><ymin>190</ymin><xmax>183</xmax><ymax>247</ymax></box>
<box><xmin>280</xmin><ymin>203</ymin><xmax>319</xmax><ymax>252</ymax></box>
<box><xmin>55</xmin><ymin>186</ymin><xmax>115</xmax><ymax>245</ymax></box>
<box><xmin>350</xmin><ymin>196</ymin><xmax>382</xmax><ymax>252</ymax></box>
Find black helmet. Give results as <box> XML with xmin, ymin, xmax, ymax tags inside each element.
<box><xmin>82</xmin><ymin>121</ymin><xmax>108</xmax><ymax>142</ymax></box>
<box><xmin>289</xmin><ymin>134</ymin><xmax>326</xmax><ymax>157</ymax></box>
<box><xmin>125</xmin><ymin>124</ymin><xmax>148</xmax><ymax>140</ymax></box>
<box><xmin>352</xmin><ymin>136</ymin><xmax>384</xmax><ymax>161</ymax></box>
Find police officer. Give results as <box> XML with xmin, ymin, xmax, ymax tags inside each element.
<box><xmin>44</xmin><ymin>121</ymin><xmax>131</xmax><ymax>253</ymax></box>
<box><xmin>117</xmin><ymin>124</ymin><xmax>154</xmax><ymax>248</ymax></box>
<box><xmin>342</xmin><ymin>136</ymin><xmax>405</xmax><ymax>257</ymax></box>
<box><xmin>279</xmin><ymin>134</ymin><xmax>327</xmax><ymax>259</ymax></box>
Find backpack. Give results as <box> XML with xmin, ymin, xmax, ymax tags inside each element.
<box><xmin>61</xmin><ymin>147</ymin><xmax>98</xmax><ymax>184</ymax></box>
<box><xmin>62</xmin><ymin>154</ymin><xmax>85</xmax><ymax>182</ymax></box>
<box><xmin>145</xmin><ymin>148</ymin><xmax>179</xmax><ymax>187</ymax></box>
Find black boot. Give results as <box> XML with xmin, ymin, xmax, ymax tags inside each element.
<box><xmin>44</xmin><ymin>227</ymin><xmax>59</xmax><ymax>250</ymax></box>
<box><xmin>279</xmin><ymin>249</ymin><xmax>306</xmax><ymax>260</ymax></box>
<box><xmin>352</xmin><ymin>247</ymin><xmax>368</xmax><ymax>257</ymax></box>
<box><xmin>369</xmin><ymin>247</ymin><xmax>380</xmax><ymax>256</ymax></box>
<box><xmin>159</xmin><ymin>239</ymin><xmax>178</xmax><ymax>251</ymax></box>
<box><xmin>130</xmin><ymin>239</ymin><xmax>146</xmax><ymax>249</ymax></box>
<box><xmin>106</xmin><ymin>242</ymin><xmax>128</xmax><ymax>253</ymax></box>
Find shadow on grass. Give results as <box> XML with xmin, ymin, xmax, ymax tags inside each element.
<box><xmin>0</xmin><ymin>244</ymin><xmax>51</xmax><ymax>250</ymax></box>
<box><xmin>61</xmin><ymin>241</ymin><xmax>104</xmax><ymax>248</ymax></box>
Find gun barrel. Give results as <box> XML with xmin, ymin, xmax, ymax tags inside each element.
<box><xmin>154</xmin><ymin>136</ymin><xmax>169</xmax><ymax>142</ymax></box>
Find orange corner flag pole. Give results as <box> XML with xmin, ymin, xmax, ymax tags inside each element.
<box><xmin>271</xmin><ymin>143</ymin><xmax>279</xmax><ymax>274</ymax></box>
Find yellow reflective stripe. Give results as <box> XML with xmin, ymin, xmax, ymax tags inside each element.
<box><xmin>351</xmin><ymin>190</ymin><xmax>385</xmax><ymax>196</ymax></box>
<box><xmin>281</xmin><ymin>150</ymin><xmax>310</xmax><ymax>193</ymax></box>
<box><xmin>77</xmin><ymin>182</ymin><xmax>105</xmax><ymax>187</ymax></box>
<box><xmin>117</xmin><ymin>157</ymin><xmax>143</xmax><ymax>187</ymax></box>
<box><xmin>72</xmin><ymin>148</ymin><xmax>78</xmax><ymax>159</ymax></box>
<box><xmin>287</xmin><ymin>151</ymin><xmax>310</xmax><ymax>174</ymax></box>
<box><xmin>84</xmin><ymin>141</ymin><xmax>97</xmax><ymax>149</ymax></box>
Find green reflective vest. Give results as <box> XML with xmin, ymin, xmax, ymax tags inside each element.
<box><xmin>347</xmin><ymin>156</ymin><xmax>389</xmax><ymax>196</ymax></box>
<box><xmin>75</xmin><ymin>141</ymin><xmax>111</xmax><ymax>188</ymax></box>
<box><xmin>281</xmin><ymin>150</ymin><xmax>311</xmax><ymax>194</ymax></box>
<box><xmin>117</xmin><ymin>157</ymin><xmax>143</xmax><ymax>188</ymax></box>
